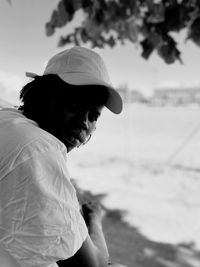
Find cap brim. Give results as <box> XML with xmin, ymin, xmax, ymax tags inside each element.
<box><xmin>58</xmin><ymin>73</ymin><xmax>123</xmax><ymax>114</ymax></box>
<box><xmin>105</xmin><ymin>86</ymin><xmax>123</xmax><ymax>114</ymax></box>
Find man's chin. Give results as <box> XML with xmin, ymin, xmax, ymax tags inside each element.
<box><xmin>61</xmin><ymin>135</ymin><xmax>81</xmax><ymax>151</ymax></box>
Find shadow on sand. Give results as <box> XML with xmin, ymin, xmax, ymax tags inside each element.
<box><xmin>74</xmin><ymin>180</ymin><xmax>200</xmax><ymax>267</ymax></box>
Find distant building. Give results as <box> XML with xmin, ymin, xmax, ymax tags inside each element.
<box><xmin>117</xmin><ymin>85</ymin><xmax>147</xmax><ymax>103</ymax></box>
<box><xmin>150</xmin><ymin>87</ymin><xmax>200</xmax><ymax>106</ymax></box>
<box><xmin>129</xmin><ymin>90</ymin><xmax>147</xmax><ymax>103</ymax></box>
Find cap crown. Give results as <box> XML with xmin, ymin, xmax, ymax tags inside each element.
<box><xmin>44</xmin><ymin>46</ymin><xmax>112</xmax><ymax>88</ymax></box>
<box><xmin>43</xmin><ymin>46</ymin><xmax>122</xmax><ymax>114</ymax></box>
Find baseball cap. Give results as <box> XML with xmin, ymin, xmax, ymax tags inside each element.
<box><xmin>26</xmin><ymin>46</ymin><xmax>123</xmax><ymax>114</ymax></box>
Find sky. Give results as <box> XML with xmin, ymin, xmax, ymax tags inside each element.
<box><xmin>1</xmin><ymin>0</ymin><xmax>200</xmax><ymax>104</ymax></box>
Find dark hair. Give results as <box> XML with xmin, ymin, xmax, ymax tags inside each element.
<box><xmin>19</xmin><ymin>74</ymin><xmax>108</xmax><ymax>122</ymax></box>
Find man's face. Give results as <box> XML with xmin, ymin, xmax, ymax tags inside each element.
<box><xmin>39</xmin><ymin>85</ymin><xmax>107</xmax><ymax>152</ymax></box>
<box><xmin>58</xmin><ymin>102</ymin><xmax>104</xmax><ymax>152</ymax></box>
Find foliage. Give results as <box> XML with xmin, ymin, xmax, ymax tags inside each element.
<box><xmin>46</xmin><ymin>0</ymin><xmax>200</xmax><ymax>64</ymax></box>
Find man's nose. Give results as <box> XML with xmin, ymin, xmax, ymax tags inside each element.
<box><xmin>81</xmin><ymin>120</ymin><xmax>89</xmax><ymax>130</ymax></box>
<box><xmin>79</xmin><ymin>112</ymin><xmax>89</xmax><ymax>130</ymax></box>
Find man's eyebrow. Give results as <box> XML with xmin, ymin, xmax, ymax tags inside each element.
<box><xmin>92</xmin><ymin>110</ymin><xmax>100</xmax><ymax>116</ymax></box>
<box><xmin>92</xmin><ymin>108</ymin><xmax>101</xmax><ymax>117</ymax></box>
<box><xmin>97</xmin><ymin>112</ymin><xmax>101</xmax><ymax>118</ymax></box>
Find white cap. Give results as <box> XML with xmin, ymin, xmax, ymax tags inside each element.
<box><xmin>27</xmin><ymin>46</ymin><xmax>122</xmax><ymax>114</ymax></box>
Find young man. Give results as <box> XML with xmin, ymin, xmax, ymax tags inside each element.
<box><xmin>0</xmin><ymin>46</ymin><xmax>124</xmax><ymax>267</ymax></box>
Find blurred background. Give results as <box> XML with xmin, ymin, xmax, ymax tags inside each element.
<box><xmin>1</xmin><ymin>1</ymin><xmax>200</xmax><ymax>266</ymax></box>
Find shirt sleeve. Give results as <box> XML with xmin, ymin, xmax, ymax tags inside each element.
<box><xmin>0</xmin><ymin>146</ymin><xmax>88</xmax><ymax>267</ymax></box>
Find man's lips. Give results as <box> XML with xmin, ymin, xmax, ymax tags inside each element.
<box><xmin>72</xmin><ymin>131</ymin><xmax>86</xmax><ymax>143</ymax></box>
<box><xmin>62</xmin><ymin>130</ymin><xmax>87</xmax><ymax>146</ymax></box>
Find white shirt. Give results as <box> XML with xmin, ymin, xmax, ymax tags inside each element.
<box><xmin>0</xmin><ymin>108</ymin><xmax>88</xmax><ymax>267</ymax></box>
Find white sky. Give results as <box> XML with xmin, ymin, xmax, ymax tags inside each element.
<box><xmin>1</xmin><ymin>0</ymin><xmax>200</xmax><ymax>103</ymax></box>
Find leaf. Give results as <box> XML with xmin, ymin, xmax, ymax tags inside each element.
<box><xmin>148</xmin><ymin>32</ymin><xmax>162</xmax><ymax>47</ymax></box>
<box><xmin>140</xmin><ymin>38</ymin><xmax>155</xmax><ymax>59</ymax></box>
<box><xmin>45</xmin><ymin>10</ymin><xmax>57</xmax><ymax>36</ymax></box>
<box><xmin>45</xmin><ymin>22</ymin><xmax>55</xmax><ymax>36</ymax></box>
<box><xmin>57</xmin><ymin>0</ymin><xmax>69</xmax><ymax>26</ymax></box>
<box><xmin>45</xmin><ymin>0</ymin><xmax>81</xmax><ymax>37</ymax></box>
<box><xmin>82</xmin><ymin>0</ymin><xmax>93</xmax><ymax>12</ymax></box>
<box><xmin>164</xmin><ymin>2</ymin><xmax>189</xmax><ymax>32</ymax></box>
<box><xmin>94</xmin><ymin>8</ymin><xmax>105</xmax><ymax>24</ymax></box>
<box><xmin>107</xmin><ymin>36</ymin><xmax>116</xmax><ymax>47</ymax></box>
<box><xmin>45</xmin><ymin>0</ymin><xmax>197</xmax><ymax>64</ymax></box>
<box><xmin>127</xmin><ymin>17</ymin><xmax>139</xmax><ymax>42</ymax></box>
<box><xmin>63</xmin><ymin>0</ymin><xmax>75</xmax><ymax>22</ymax></box>
<box><xmin>80</xmin><ymin>28</ymin><xmax>89</xmax><ymax>43</ymax></box>
<box><xmin>147</xmin><ymin>3</ymin><xmax>165</xmax><ymax>23</ymax></box>
<box><xmin>140</xmin><ymin>31</ymin><xmax>162</xmax><ymax>59</ymax></box>
<box><xmin>157</xmin><ymin>37</ymin><xmax>183</xmax><ymax>64</ymax></box>
<box><xmin>187</xmin><ymin>16</ymin><xmax>200</xmax><ymax>46</ymax></box>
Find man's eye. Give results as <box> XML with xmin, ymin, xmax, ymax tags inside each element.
<box><xmin>89</xmin><ymin>112</ymin><xmax>99</xmax><ymax>122</ymax></box>
<box><xmin>70</xmin><ymin>103</ymin><xmax>77</xmax><ymax>110</ymax></box>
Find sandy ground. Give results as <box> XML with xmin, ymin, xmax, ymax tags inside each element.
<box><xmin>77</xmin><ymin>185</ymin><xmax>200</xmax><ymax>267</ymax></box>
<box><xmin>69</xmin><ymin>105</ymin><xmax>200</xmax><ymax>251</ymax></box>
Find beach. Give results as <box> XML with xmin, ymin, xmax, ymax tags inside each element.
<box><xmin>68</xmin><ymin>104</ymin><xmax>200</xmax><ymax>266</ymax></box>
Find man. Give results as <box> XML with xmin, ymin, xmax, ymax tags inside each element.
<box><xmin>0</xmin><ymin>46</ymin><xmax>124</xmax><ymax>267</ymax></box>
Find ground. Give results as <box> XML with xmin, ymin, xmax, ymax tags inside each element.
<box><xmin>75</xmin><ymin>181</ymin><xmax>200</xmax><ymax>267</ymax></box>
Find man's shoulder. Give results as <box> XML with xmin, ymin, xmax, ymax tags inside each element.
<box><xmin>0</xmin><ymin>108</ymin><xmax>67</xmax><ymax>164</ymax></box>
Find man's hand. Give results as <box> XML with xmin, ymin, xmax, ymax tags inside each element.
<box><xmin>81</xmin><ymin>201</ymin><xmax>106</xmax><ymax>229</ymax></box>
<box><xmin>81</xmin><ymin>201</ymin><xmax>109</xmax><ymax>260</ymax></box>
